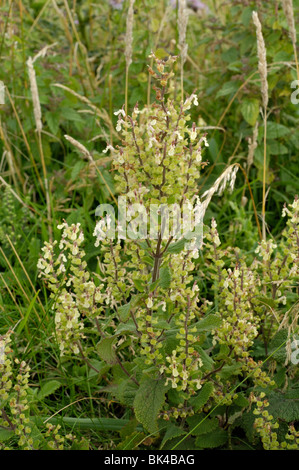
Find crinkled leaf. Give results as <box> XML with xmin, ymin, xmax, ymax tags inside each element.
<box><xmin>133</xmin><ymin>378</ymin><xmax>168</xmax><ymax>433</ymax></box>
<box><xmin>267</xmin><ymin>388</ymin><xmax>299</xmax><ymax>421</ymax></box>
<box><xmin>0</xmin><ymin>429</ymin><xmax>14</xmax><ymax>442</ymax></box>
<box><xmin>158</xmin><ymin>266</ymin><xmax>171</xmax><ymax>289</ymax></box>
<box><xmin>160</xmin><ymin>424</ymin><xmax>186</xmax><ymax>449</ymax></box>
<box><xmin>97</xmin><ymin>336</ymin><xmax>117</xmax><ymax>364</ymax></box>
<box><xmin>166</xmin><ymin>238</ymin><xmax>186</xmax><ymax>254</ymax></box>
<box><xmin>118</xmin><ymin>302</ymin><xmax>131</xmax><ymax>322</ymax></box>
<box><xmin>241</xmin><ymin>98</ymin><xmax>260</xmax><ymax>126</ymax></box>
<box><xmin>195</xmin><ymin>428</ymin><xmax>228</xmax><ymax>449</ymax></box>
<box><xmin>189</xmin><ymin>382</ymin><xmax>214</xmax><ymax>412</ymax></box>
<box><xmin>187</xmin><ymin>414</ymin><xmax>218</xmax><ymax>436</ymax></box>
<box><xmin>268</xmin><ymin>329</ymin><xmax>288</xmax><ymax>363</ymax></box>
<box><xmin>195</xmin><ymin>314</ymin><xmax>221</xmax><ymax>332</ymax></box>
<box><xmin>37</xmin><ymin>380</ymin><xmax>62</xmax><ymax>400</ymax></box>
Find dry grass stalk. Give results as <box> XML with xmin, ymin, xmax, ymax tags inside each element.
<box><xmin>200</xmin><ymin>164</ymin><xmax>239</xmax><ymax>214</ymax></box>
<box><xmin>125</xmin><ymin>0</ymin><xmax>135</xmax><ymax>114</ymax></box>
<box><xmin>282</xmin><ymin>0</ymin><xmax>297</xmax><ymax>46</ymax></box>
<box><xmin>252</xmin><ymin>11</ymin><xmax>268</xmax><ymax>240</ymax></box>
<box><xmin>281</xmin><ymin>0</ymin><xmax>299</xmax><ymax>81</ymax></box>
<box><xmin>26</xmin><ymin>57</ymin><xmax>42</xmax><ymax>132</ymax></box>
<box><xmin>178</xmin><ymin>0</ymin><xmax>189</xmax><ymax>101</ymax></box>
<box><xmin>252</xmin><ymin>11</ymin><xmax>268</xmax><ymax>110</ymax></box>
<box><xmin>247</xmin><ymin>121</ymin><xmax>259</xmax><ymax>172</ymax></box>
<box><xmin>27</xmin><ymin>54</ymin><xmax>53</xmax><ymax>240</ymax></box>
<box><xmin>64</xmin><ymin>135</ymin><xmax>118</xmax><ymax>206</ymax></box>
<box><xmin>53</xmin><ymin>83</ymin><xmax>115</xmax><ymax>133</ymax></box>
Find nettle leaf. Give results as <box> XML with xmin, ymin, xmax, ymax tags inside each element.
<box><xmin>133</xmin><ymin>377</ymin><xmax>168</xmax><ymax>434</ymax></box>
<box><xmin>166</xmin><ymin>238</ymin><xmax>186</xmax><ymax>254</ymax></box>
<box><xmin>256</xmin><ymin>296</ymin><xmax>276</xmax><ymax>309</ymax></box>
<box><xmin>241</xmin><ymin>98</ymin><xmax>260</xmax><ymax>126</ymax></box>
<box><xmin>267</xmin><ymin>388</ymin><xmax>299</xmax><ymax>422</ymax></box>
<box><xmin>118</xmin><ymin>294</ymin><xmax>145</xmax><ymax>322</ymax></box>
<box><xmin>268</xmin><ymin>329</ymin><xmax>288</xmax><ymax>363</ymax></box>
<box><xmin>97</xmin><ymin>336</ymin><xmax>118</xmax><ymax>364</ymax></box>
<box><xmin>149</xmin><ymin>279</ymin><xmax>160</xmax><ymax>292</ymax></box>
<box><xmin>118</xmin><ymin>302</ymin><xmax>131</xmax><ymax>322</ymax></box>
<box><xmin>158</xmin><ymin>266</ymin><xmax>171</xmax><ymax>289</ymax></box>
<box><xmin>187</xmin><ymin>413</ymin><xmax>218</xmax><ymax>436</ymax></box>
<box><xmin>108</xmin><ymin>379</ymin><xmax>139</xmax><ymax>407</ymax></box>
<box><xmin>216</xmin><ymin>81</ymin><xmax>239</xmax><ymax>98</ymax></box>
<box><xmin>196</xmin><ymin>347</ymin><xmax>214</xmax><ymax>372</ymax></box>
<box><xmin>133</xmin><ymin>279</ymin><xmax>145</xmax><ymax>292</ymax></box>
<box><xmin>115</xmin><ymin>320</ymin><xmax>136</xmax><ymax>336</ymax></box>
<box><xmin>142</xmin><ymin>255</ymin><xmax>154</xmax><ymax>267</ymax></box>
<box><xmin>189</xmin><ymin>382</ymin><xmax>214</xmax><ymax>412</ymax></box>
<box><xmin>0</xmin><ymin>429</ymin><xmax>14</xmax><ymax>442</ymax></box>
<box><xmin>234</xmin><ymin>393</ymin><xmax>249</xmax><ymax>408</ymax></box>
<box><xmin>160</xmin><ymin>424</ymin><xmax>186</xmax><ymax>449</ymax></box>
<box><xmin>260</xmin><ymin>121</ymin><xmax>290</xmax><ymax>140</ymax></box>
<box><xmin>37</xmin><ymin>380</ymin><xmax>62</xmax><ymax>400</ymax></box>
<box><xmin>218</xmin><ymin>363</ymin><xmax>243</xmax><ymax>381</ymax></box>
<box><xmin>195</xmin><ymin>314</ymin><xmax>221</xmax><ymax>332</ymax></box>
<box><xmin>195</xmin><ymin>428</ymin><xmax>228</xmax><ymax>449</ymax></box>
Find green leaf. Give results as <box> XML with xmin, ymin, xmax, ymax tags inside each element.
<box><xmin>216</xmin><ymin>81</ymin><xmax>239</xmax><ymax>98</ymax></box>
<box><xmin>0</xmin><ymin>429</ymin><xmax>14</xmax><ymax>442</ymax></box>
<box><xmin>268</xmin><ymin>329</ymin><xmax>288</xmax><ymax>363</ymax></box>
<box><xmin>142</xmin><ymin>256</ymin><xmax>154</xmax><ymax>267</ymax></box>
<box><xmin>256</xmin><ymin>296</ymin><xmax>276</xmax><ymax>309</ymax></box>
<box><xmin>166</xmin><ymin>238</ymin><xmax>186</xmax><ymax>254</ymax></box>
<box><xmin>195</xmin><ymin>314</ymin><xmax>221</xmax><ymax>332</ymax></box>
<box><xmin>196</xmin><ymin>346</ymin><xmax>214</xmax><ymax>372</ymax></box>
<box><xmin>187</xmin><ymin>414</ymin><xmax>218</xmax><ymax>436</ymax></box>
<box><xmin>241</xmin><ymin>6</ymin><xmax>254</xmax><ymax>26</ymax></box>
<box><xmin>218</xmin><ymin>363</ymin><xmax>243</xmax><ymax>380</ymax></box>
<box><xmin>195</xmin><ymin>428</ymin><xmax>228</xmax><ymax>449</ymax></box>
<box><xmin>37</xmin><ymin>380</ymin><xmax>62</xmax><ymax>400</ymax></box>
<box><xmin>133</xmin><ymin>378</ymin><xmax>168</xmax><ymax>433</ymax></box>
<box><xmin>115</xmin><ymin>320</ymin><xmax>136</xmax><ymax>336</ymax></box>
<box><xmin>158</xmin><ymin>266</ymin><xmax>171</xmax><ymax>289</ymax></box>
<box><xmin>97</xmin><ymin>336</ymin><xmax>118</xmax><ymax>364</ymax></box>
<box><xmin>266</xmin><ymin>387</ymin><xmax>299</xmax><ymax>421</ymax></box>
<box><xmin>189</xmin><ymin>382</ymin><xmax>214</xmax><ymax>412</ymax></box>
<box><xmin>160</xmin><ymin>424</ymin><xmax>186</xmax><ymax>449</ymax></box>
<box><xmin>71</xmin><ymin>160</ymin><xmax>85</xmax><ymax>180</ymax></box>
<box><xmin>133</xmin><ymin>279</ymin><xmax>145</xmax><ymax>292</ymax></box>
<box><xmin>263</xmin><ymin>122</ymin><xmax>290</xmax><ymax>140</ymax></box>
<box><xmin>45</xmin><ymin>110</ymin><xmax>60</xmax><ymax>135</ymax></box>
<box><xmin>241</xmin><ymin>98</ymin><xmax>260</xmax><ymax>126</ymax></box>
<box><xmin>149</xmin><ymin>279</ymin><xmax>160</xmax><ymax>292</ymax></box>
<box><xmin>117</xmin><ymin>431</ymin><xmax>145</xmax><ymax>450</ymax></box>
<box><xmin>234</xmin><ymin>393</ymin><xmax>249</xmax><ymax>408</ymax></box>
<box><xmin>118</xmin><ymin>303</ymin><xmax>131</xmax><ymax>322</ymax></box>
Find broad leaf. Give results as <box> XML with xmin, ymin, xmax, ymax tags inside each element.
<box><xmin>189</xmin><ymin>382</ymin><xmax>214</xmax><ymax>412</ymax></box>
<box><xmin>97</xmin><ymin>337</ymin><xmax>118</xmax><ymax>364</ymax></box>
<box><xmin>133</xmin><ymin>378</ymin><xmax>168</xmax><ymax>433</ymax></box>
<box><xmin>37</xmin><ymin>380</ymin><xmax>62</xmax><ymax>400</ymax></box>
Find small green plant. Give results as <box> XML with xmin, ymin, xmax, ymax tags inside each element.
<box><xmin>0</xmin><ymin>330</ymin><xmax>81</xmax><ymax>450</ymax></box>
<box><xmin>36</xmin><ymin>56</ymin><xmax>298</xmax><ymax>450</ymax></box>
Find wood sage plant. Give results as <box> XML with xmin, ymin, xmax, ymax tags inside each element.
<box><xmin>38</xmin><ymin>55</ymin><xmax>298</xmax><ymax>440</ymax></box>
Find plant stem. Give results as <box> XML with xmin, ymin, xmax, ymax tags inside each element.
<box><xmin>262</xmin><ymin>108</ymin><xmax>267</xmax><ymax>240</ymax></box>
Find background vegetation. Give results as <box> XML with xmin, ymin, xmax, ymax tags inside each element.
<box><xmin>0</xmin><ymin>0</ymin><xmax>298</xmax><ymax>450</ymax></box>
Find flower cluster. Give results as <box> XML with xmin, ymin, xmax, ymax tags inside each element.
<box><xmin>37</xmin><ymin>222</ymin><xmax>104</xmax><ymax>355</ymax></box>
<box><xmin>252</xmin><ymin>393</ymin><xmax>299</xmax><ymax>450</ymax></box>
<box><xmin>0</xmin><ymin>332</ymin><xmax>33</xmax><ymax>450</ymax></box>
